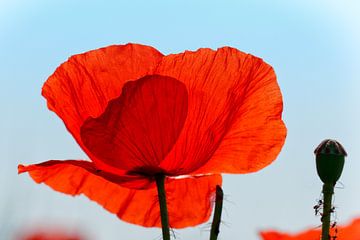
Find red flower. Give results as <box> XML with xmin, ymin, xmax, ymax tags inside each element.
<box><xmin>19</xmin><ymin>43</ymin><xmax>286</xmax><ymax>228</ymax></box>
<box><xmin>260</xmin><ymin>217</ymin><xmax>360</xmax><ymax>240</ymax></box>
<box><xmin>17</xmin><ymin>230</ymin><xmax>84</xmax><ymax>240</ymax></box>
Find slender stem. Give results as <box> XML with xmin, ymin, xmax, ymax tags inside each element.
<box><xmin>210</xmin><ymin>185</ymin><xmax>223</xmax><ymax>240</ymax></box>
<box><xmin>155</xmin><ymin>174</ymin><xmax>170</xmax><ymax>240</ymax></box>
<box><xmin>321</xmin><ymin>183</ymin><xmax>334</xmax><ymax>240</ymax></box>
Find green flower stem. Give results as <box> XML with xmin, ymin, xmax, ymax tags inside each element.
<box><xmin>321</xmin><ymin>183</ymin><xmax>334</xmax><ymax>240</ymax></box>
<box><xmin>155</xmin><ymin>174</ymin><xmax>170</xmax><ymax>240</ymax></box>
<box><xmin>210</xmin><ymin>185</ymin><xmax>223</xmax><ymax>240</ymax></box>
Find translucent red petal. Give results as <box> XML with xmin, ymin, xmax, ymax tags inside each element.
<box><xmin>42</xmin><ymin>44</ymin><xmax>163</xmax><ymax>174</ymax></box>
<box><xmin>155</xmin><ymin>47</ymin><xmax>286</xmax><ymax>174</ymax></box>
<box><xmin>80</xmin><ymin>75</ymin><xmax>188</xmax><ymax>173</ymax></box>
<box><xmin>19</xmin><ymin>161</ymin><xmax>222</xmax><ymax>228</ymax></box>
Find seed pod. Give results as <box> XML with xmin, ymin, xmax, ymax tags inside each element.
<box><xmin>314</xmin><ymin>139</ymin><xmax>347</xmax><ymax>185</ymax></box>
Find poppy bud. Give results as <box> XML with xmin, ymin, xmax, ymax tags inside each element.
<box><xmin>314</xmin><ymin>139</ymin><xmax>347</xmax><ymax>185</ymax></box>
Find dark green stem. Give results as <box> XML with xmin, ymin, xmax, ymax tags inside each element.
<box><xmin>210</xmin><ymin>185</ymin><xmax>223</xmax><ymax>240</ymax></box>
<box><xmin>321</xmin><ymin>183</ymin><xmax>334</xmax><ymax>240</ymax></box>
<box><xmin>155</xmin><ymin>174</ymin><xmax>170</xmax><ymax>240</ymax></box>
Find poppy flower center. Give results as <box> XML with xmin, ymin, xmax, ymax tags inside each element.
<box><xmin>127</xmin><ymin>165</ymin><xmax>166</xmax><ymax>177</ymax></box>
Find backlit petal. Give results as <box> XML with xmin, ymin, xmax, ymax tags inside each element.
<box><xmin>18</xmin><ymin>161</ymin><xmax>154</xmax><ymax>189</ymax></box>
<box><xmin>19</xmin><ymin>162</ymin><xmax>221</xmax><ymax>228</ymax></box>
<box><xmin>155</xmin><ymin>47</ymin><xmax>286</xmax><ymax>174</ymax></box>
<box><xmin>42</xmin><ymin>44</ymin><xmax>163</xmax><ymax>173</ymax></box>
<box><xmin>80</xmin><ymin>75</ymin><xmax>188</xmax><ymax>172</ymax></box>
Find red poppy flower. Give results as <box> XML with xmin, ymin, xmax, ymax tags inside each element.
<box><xmin>17</xmin><ymin>230</ymin><xmax>84</xmax><ymax>240</ymax></box>
<box><xmin>260</xmin><ymin>217</ymin><xmax>360</xmax><ymax>240</ymax></box>
<box><xmin>19</xmin><ymin>43</ymin><xmax>286</xmax><ymax>228</ymax></box>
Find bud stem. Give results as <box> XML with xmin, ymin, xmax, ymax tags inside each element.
<box><xmin>321</xmin><ymin>183</ymin><xmax>334</xmax><ymax>240</ymax></box>
<box><xmin>155</xmin><ymin>174</ymin><xmax>170</xmax><ymax>240</ymax></box>
<box><xmin>210</xmin><ymin>185</ymin><xmax>223</xmax><ymax>240</ymax></box>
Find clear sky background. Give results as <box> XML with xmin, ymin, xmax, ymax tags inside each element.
<box><xmin>1</xmin><ymin>1</ymin><xmax>360</xmax><ymax>239</ymax></box>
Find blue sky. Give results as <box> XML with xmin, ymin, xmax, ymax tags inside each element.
<box><xmin>1</xmin><ymin>1</ymin><xmax>360</xmax><ymax>239</ymax></box>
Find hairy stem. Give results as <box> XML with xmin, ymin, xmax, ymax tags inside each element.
<box><xmin>155</xmin><ymin>174</ymin><xmax>170</xmax><ymax>240</ymax></box>
<box><xmin>210</xmin><ymin>185</ymin><xmax>223</xmax><ymax>240</ymax></box>
<box><xmin>321</xmin><ymin>183</ymin><xmax>334</xmax><ymax>240</ymax></box>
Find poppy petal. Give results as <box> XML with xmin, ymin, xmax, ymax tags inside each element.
<box><xmin>18</xmin><ymin>161</ymin><xmax>222</xmax><ymax>228</ymax></box>
<box><xmin>155</xmin><ymin>47</ymin><xmax>286</xmax><ymax>174</ymax></box>
<box><xmin>260</xmin><ymin>231</ymin><xmax>292</xmax><ymax>240</ymax></box>
<box><xmin>166</xmin><ymin>174</ymin><xmax>222</xmax><ymax>228</ymax></box>
<box><xmin>80</xmin><ymin>75</ymin><xmax>188</xmax><ymax>172</ymax></box>
<box><xmin>260</xmin><ymin>218</ymin><xmax>360</xmax><ymax>240</ymax></box>
<box><xmin>42</xmin><ymin>44</ymin><xmax>163</xmax><ymax>173</ymax></box>
<box><xmin>18</xmin><ymin>160</ymin><xmax>154</xmax><ymax>189</ymax></box>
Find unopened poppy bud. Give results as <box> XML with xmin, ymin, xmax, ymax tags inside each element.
<box><xmin>314</xmin><ymin>139</ymin><xmax>347</xmax><ymax>185</ymax></box>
